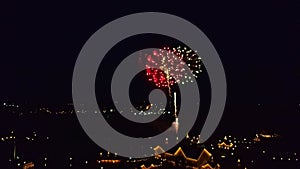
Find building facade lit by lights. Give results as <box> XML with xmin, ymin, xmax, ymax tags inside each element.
<box><xmin>217</xmin><ymin>142</ymin><xmax>233</xmax><ymax>149</ymax></box>
<box><xmin>141</xmin><ymin>164</ymin><xmax>159</xmax><ymax>169</ymax></box>
<box><xmin>23</xmin><ymin>162</ymin><xmax>34</xmax><ymax>169</ymax></box>
<box><xmin>153</xmin><ymin>146</ymin><xmax>220</xmax><ymax>169</ymax></box>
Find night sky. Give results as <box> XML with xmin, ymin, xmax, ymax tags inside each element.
<box><xmin>1</xmin><ymin>1</ymin><xmax>299</xmax><ymax>141</ymax></box>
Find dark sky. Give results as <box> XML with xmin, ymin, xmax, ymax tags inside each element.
<box><xmin>1</xmin><ymin>1</ymin><xmax>299</xmax><ymax>136</ymax></box>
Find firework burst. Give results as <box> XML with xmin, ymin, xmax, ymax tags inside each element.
<box><xmin>145</xmin><ymin>46</ymin><xmax>202</xmax><ymax>88</ymax></box>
